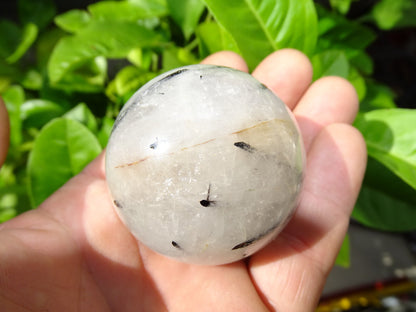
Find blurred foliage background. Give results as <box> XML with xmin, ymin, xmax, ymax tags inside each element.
<box><xmin>0</xmin><ymin>0</ymin><xmax>415</xmax><ymax>266</ymax></box>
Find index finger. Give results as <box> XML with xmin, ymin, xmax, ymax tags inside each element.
<box><xmin>252</xmin><ymin>49</ymin><xmax>313</xmax><ymax>110</ymax></box>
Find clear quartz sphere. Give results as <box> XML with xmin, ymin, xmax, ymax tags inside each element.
<box><xmin>105</xmin><ymin>64</ymin><xmax>304</xmax><ymax>265</ymax></box>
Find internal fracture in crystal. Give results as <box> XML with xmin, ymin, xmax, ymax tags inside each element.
<box><xmin>105</xmin><ymin>64</ymin><xmax>304</xmax><ymax>265</ymax></box>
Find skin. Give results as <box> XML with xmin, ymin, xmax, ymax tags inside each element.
<box><xmin>0</xmin><ymin>50</ymin><xmax>367</xmax><ymax>312</ymax></box>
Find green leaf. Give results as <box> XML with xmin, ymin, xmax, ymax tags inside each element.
<box><xmin>0</xmin><ymin>165</ymin><xmax>19</xmax><ymax>221</ymax></box>
<box><xmin>0</xmin><ymin>164</ymin><xmax>16</xmax><ymax>189</ymax></box>
<box><xmin>20</xmin><ymin>99</ymin><xmax>65</xmax><ymax>129</ymax></box>
<box><xmin>127</xmin><ymin>0</ymin><xmax>168</xmax><ymax>10</ymax></box>
<box><xmin>88</xmin><ymin>0</ymin><xmax>168</xmax><ymax>21</ymax></box>
<box><xmin>0</xmin><ymin>20</ymin><xmax>21</xmax><ymax>59</ymax></box>
<box><xmin>371</xmin><ymin>0</ymin><xmax>416</xmax><ymax>30</ymax></box>
<box><xmin>21</xmin><ymin>69</ymin><xmax>43</xmax><ymax>90</ymax></box>
<box><xmin>359</xmin><ymin>82</ymin><xmax>396</xmax><ymax>112</ymax></box>
<box><xmin>197</xmin><ymin>22</ymin><xmax>240</xmax><ymax>58</ymax></box>
<box><xmin>127</xmin><ymin>48</ymin><xmax>154</xmax><ymax>68</ymax></box>
<box><xmin>18</xmin><ymin>0</ymin><xmax>56</xmax><ymax>30</ymax></box>
<box><xmin>27</xmin><ymin>118</ymin><xmax>102</xmax><ymax>207</ymax></box>
<box><xmin>0</xmin><ymin>163</ymin><xmax>31</xmax><ymax>220</ymax></box>
<box><xmin>113</xmin><ymin>66</ymin><xmax>154</xmax><ymax>95</ymax></box>
<box><xmin>36</xmin><ymin>28</ymin><xmax>67</xmax><ymax>69</ymax></box>
<box><xmin>1</xmin><ymin>86</ymin><xmax>25</xmax><ymax>147</ymax></box>
<box><xmin>48</xmin><ymin>20</ymin><xmax>163</xmax><ymax>85</ymax></box>
<box><xmin>316</xmin><ymin>5</ymin><xmax>376</xmax><ymax>57</ymax></box>
<box><xmin>64</xmin><ymin>103</ymin><xmax>98</xmax><ymax>133</ymax></box>
<box><xmin>311</xmin><ymin>50</ymin><xmax>349</xmax><ymax>81</ymax></box>
<box><xmin>106</xmin><ymin>66</ymin><xmax>158</xmax><ymax>103</ymax></box>
<box><xmin>6</xmin><ymin>23</ymin><xmax>38</xmax><ymax>64</ymax></box>
<box><xmin>97</xmin><ymin>116</ymin><xmax>115</xmax><ymax>148</ymax></box>
<box><xmin>335</xmin><ymin>234</ymin><xmax>350</xmax><ymax>267</ymax></box>
<box><xmin>354</xmin><ymin>109</ymin><xmax>416</xmax><ymax>190</ymax></box>
<box><xmin>167</xmin><ymin>0</ymin><xmax>205</xmax><ymax>40</ymax></box>
<box><xmin>0</xmin><ymin>59</ymin><xmax>21</xmax><ymax>90</ymax></box>
<box><xmin>353</xmin><ymin>157</ymin><xmax>416</xmax><ymax>231</ymax></box>
<box><xmin>330</xmin><ymin>0</ymin><xmax>353</xmax><ymax>15</ymax></box>
<box><xmin>0</xmin><ymin>79</ymin><xmax>11</xmax><ymax>93</ymax></box>
<box><xmin>38</xmin><ymin>79</ymin><xmax>94</xmax><ymax>110</ymax></box>
<box><xmin>51</xmin><ymin>56</ymin><xmax>108</xmax><ymax>93</ymax></box>
<box><xmin>54</xmin><ymin>9</ymin><xmax>91</xmax><ymax>33</ymax></box>
<box><xmin>0</xmin><ymin>206</ymin><xmax>17</xmax><ymax>223</ymax></box>
<box><xmin>203</xmin><ymin>0</ymin><xmax>318</xmax><ymax>70</ymax></box>
<box><xmin>348</xmin><ymin>67</ymin><xmax>366</xmax><ymax>101</ymax></box>
<box><xmin>162</xmin><ymin>46</ymin><xmax>199</xmax><ymax>70</ymax></box>
<box><xmin>349</xmin><ymin>50</ymin><xmax>373</xmax><ymax>75</ymax></box>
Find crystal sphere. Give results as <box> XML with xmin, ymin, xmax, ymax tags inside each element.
<box><xmin>105</xmin><ymin>65</ymin><xmax>304</xmax><ymax>265</ymax></box>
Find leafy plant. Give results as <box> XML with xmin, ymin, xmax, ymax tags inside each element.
<box><xmin>0</xmin><ymin>0</ymin><xmax>415</xmax><ymax>267</ymax></box>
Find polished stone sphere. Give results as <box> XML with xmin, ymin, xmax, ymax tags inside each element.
<box><xmin>105</xmin><ymin>65</ymin><xmax>304</xmax><ymax>265</ymax></box>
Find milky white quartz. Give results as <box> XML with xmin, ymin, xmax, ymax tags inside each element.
<box><xmin>105</xmin><ymin>65</ymin><xmax>304</xmax><ymax>265</ymax></box>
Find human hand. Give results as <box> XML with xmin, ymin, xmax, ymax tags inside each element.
<box><xmin>0</xmin><ymin>50</ymin><xmax>366</xmax><ymax>312</ymax></box>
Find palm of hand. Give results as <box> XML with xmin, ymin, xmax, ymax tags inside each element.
<box><xmin>0</xmin><ymin>50</ymin><xmax>366</xmax><ymax>312</ymax></box>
